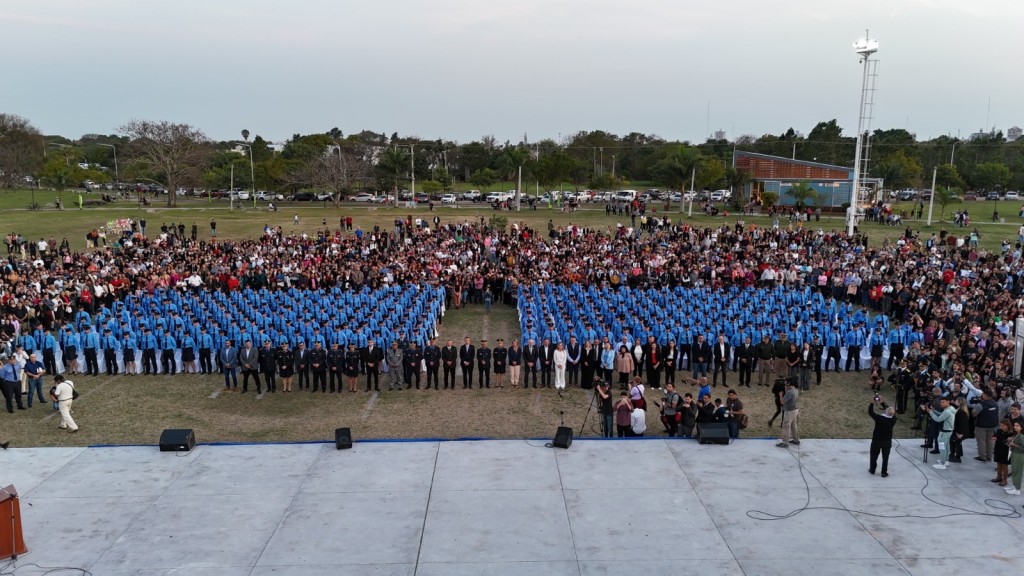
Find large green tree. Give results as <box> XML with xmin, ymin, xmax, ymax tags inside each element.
<box><xmin>119</xmin><ymin>120</ymin><xmax>210</xmax><ymax>207</ymax></box>
<box><xmin>0</xmin><ymin>113</ymin><xmax>46</xmax><ymax>188</ymax></box>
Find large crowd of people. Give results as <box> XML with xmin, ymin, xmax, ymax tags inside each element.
<box><xmin>2</xmin><ymin>212</ymin><xmax>1024</xmax><ymax>478</ymax></box>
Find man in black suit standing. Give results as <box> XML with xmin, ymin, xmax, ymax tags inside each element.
<box><xmin>459</xmin><ymin>336</ymin><xmax>475</xmax><ymax>389</ymax></box>
<box><xmin>404</xmin><ymin>341</ymin><xmax>423</xmax><ymax>390</ymax></box>
<box><xmin>538</xmin><ymin>337</ymin><xmax>555</xmax><ymax>388</ymax></box>
<box><xmin>441</xmin><ymin>339</ymin><xmax>457</xmax><ymax>389</ymax></box>
<box><xmin>309</xmin><ymin>341</ymin><xmax>328</xmax><ymax>392</ymax></box>
<box><xmin>736</xmin><ymin>336</ymin><xmax>754</xmax><ymax>388</ymax></box>
<box><xmin>294</xmin><ymin>341</ymin><xmax>310</xmax><ymax>390</ymax></box>
<box><xmin>423</xmin><ymin>337</ymin><xmax>441</xmax><ymax>390</ymax></box>
<box><xmin>362</xmin><ymin>338</ymin><xmax>383</xmax><ymax>391</ymax></box>
<box><xmin>712</xmin><ymin>334</ymin><xmax>731</xmax><ymax>387</ymax></box>
<box><xmin>565</xmin><ymin>335</ymin><xmax>581</xmax><ymax>388</ymax></box>
<box><xmin>522</xmin><ymin>338</ymin><xmax>539</xmax><ymax>389</ymax></box>
<box><xmin>640</xmin><ymin>335</ymin><xmax>663</xmax><ymax>390</ymax></box>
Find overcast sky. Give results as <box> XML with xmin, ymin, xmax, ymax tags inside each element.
<box><xmin>2</xmin><ymin>0</ymin><xmax>1021</xmax><ymax>144</ymax></box>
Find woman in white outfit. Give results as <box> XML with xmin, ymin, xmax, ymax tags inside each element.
<box><xmin>51</xmin><ymin>375</ymin><xmax>79</xmax><ymax>432</ymax></box>
<box><xmin>553</xmin><ymin>342</ymin><xmax>568</xmax><ymax>390</ymax></box>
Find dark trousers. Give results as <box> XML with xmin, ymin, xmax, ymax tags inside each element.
<box><xmin>161</xmin><ymin>350</ymin><xmax>176</xmax><ymax>374</ymax></box>
<box><xmin>869</xmin><ymin>442</ymin><xmax>890</xmax><ymax>473</ymax></box>
<box><xmin>199</xmin><ymin>348</ymin><xmax>212</xmax><ymax>374</ymax></box>
<box><xmin>712</xmin><ymin>360</ymin><xmax>728</xmax><ymax>387</ymax></box>
<box><xmin>814</xmin><ymin>359</ymin><xmax>822</xmax><ymax>384</ymax></box>
<box><xmin>296</xmin><ymin>367</ymin><xmax>309</xmax><ymax>389</ymax></box>
<box><xmin>405</xmin><ymin>365</ymin><xmax>421</xmax><ymax>389</ymax></box>
<box><xmin>647</xmin><ymin>365</ymin><xmax>661</xmax><ymax>389</ymax></box>
<box><xmin>312</xmin><ymin>370</ymin><xmax>326</xmax><ymax>391</ymax></box>
<box><xmin>104</xmin><ymin>349</ymin><xmax>118</xmax><ymax>375</ymax></box>
<box><xmin>738</xmin><ymin>361</ymin><xmax>752</xmax><ymax>386</ymax></box>
<box><xmin>845</xmin><ymin>346</ymin><xmax>862</xmax><ymax>371</ymax></box>
<box><xmin>427</xmin><ymin>367</ymin><xmax>439</xmax><ymax>389</ymax></box>
<box><xmin>264</xmin><ymin>371</ymin><xmax>276</xmax><ymax>392</ymax></box>
<box><xmin>2</xmin><ymin>380</ymin><xmax>25</xmax><ymax>412</ymax></box>
<box><xmin>329</xmin><ymin>369</ymin><xmax>341</xmax><ymax>391</ymax></box>
<box><xmin>143</xmin><ymin>349</ymin><xmax>157</xmax><ymax>374</ymax></box>
<box><xmin>461</xmin><ymin>364</ymin><xmax>473</xmax><ymax>388</ymax></box>
<box><xmin>84</xmin><ymin>349</ymin><xmax>99</xmax><ymax>375</ymax></box>
<box><xmin>567</xmin><ymin>366</ymin><xmax>578</xmax><ymax>387</ymax></box>
<box><xmin>540</xmin><ymin>366</ymin><xmax>552</xmax><ymax>387</ymax></box>
<box><xmin>443</xmin><ymin>365</ymin><xmax>456</xmax><ymax>389</ymax></box>
<box><xmin>895</xmin><ymin>386</ymin><xmax>909</xmax><ymax>413</ymax></box>
<box><xmin>477</xmin><ymin>365</ymin><xmax>489</xmax><ymax>388</ymax></box>
<box><xmin>242</xmin><ymin>369</ymin><xmax>260</xmax><ymax>392</ymax></box>
<box><xmin>43</xmin><ymin>349</ymin><xmax>57</xmax><ymax>376</ymax></box>
<box><xmin>887</xmin><ymin>344</ymin><xmax>904</xmax><ymax>370</ymax></box>
<box><xmin>664</xmin><ymin>364</ymin><xmax>676</xmax><ymax>385</ymax></box>
<box><xmin>825</xmin><ymin>347</ymin><xmax>841</xmax><ymax>371</ymax></box>
<box><xmin>524</xmin><ymin>367</ymin><xmax>537</xmax><ymax>388</ymax></box>
<box><xmin>365</xmin><ymin>367</ymin><xmax>379</xmax><ymax>390</ymax></box>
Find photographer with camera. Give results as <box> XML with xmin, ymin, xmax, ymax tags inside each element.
<box><xmin>659</xmin><ymin>382</ymin><xmax>680</xmax><ymax>437</ymax></box>
<box><xmin>868</xmin><ymin>394</ymin><xmax>896</xmax><ymax>477</ymax></box>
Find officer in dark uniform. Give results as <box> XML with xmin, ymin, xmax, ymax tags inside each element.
<box><xmin>404</xmin><ymin>341</ymin><xmax>423</xmax><ymax>389</ymax></box>
<box><xmin>441</xmin><ymin>340</ymin><xmax>458</xmax><ymax>389</ymax></box>
<box><xmin>476</xmin><ymin>339</ymin><xmax>492</xmax><ymax>389</ymax></box>
<box><xmin>492</xmin><ymin>338</ymin><xmax>508</xmax><ymax>388</ymax></box>
<box><xmin>343</xmin><ymin>343</ymin><xmax>361</xmax><ymax>393</ymax></box>
<box><xmin>327</xmin><ymin>342</ymin><xmax>344</xmax><ymax>392</ymax></box>
<box><xmin>423</xmin><ymin>337</ymin><xmax>441</xmax><ymax>390</ymax></box>
<box><xmin>309</xmin><ymin>341</ymin><xmax>328</xmax><ymax>392</ymax></box>
<box><xmin>259</xmin><ymin>340</ymin><xmax>277</xmax><ymax>393</ymax></box>
<box><xmin>811</xmin><ymin>334</ymin><xmax>825</xmax><ymax>385</ymax></box>
<box><xmin>294</xmin><ymin>341</ymin><xmax>310</xmax><ymax>390</ymax></box>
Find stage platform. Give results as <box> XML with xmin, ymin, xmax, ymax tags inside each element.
<box><xmin>3</xmin><ymin>437</ymin><xmax>1023</xmax><ymax>575</ymax></box>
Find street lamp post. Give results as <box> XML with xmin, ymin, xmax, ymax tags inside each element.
<box><xmin>96</xmin><ymin>143</ymin><xmax>118</xmax><ymax>185</ymax></box>
<box><xmin>238</xmin><ymin>143</ymin><xmax>256</xmax><ymax>207</ymax></box>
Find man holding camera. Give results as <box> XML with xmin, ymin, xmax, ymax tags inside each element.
<box><xmin>868</xmin><ymin>396</ymin><xmax>896</xmax><ymax>477</ymax></box>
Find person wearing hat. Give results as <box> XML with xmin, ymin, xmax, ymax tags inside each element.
<box><xmin>100</xmin><ymin>328</ymin><xmax>119</xmax><ymax>376</ymax></box>
<box><xmin>844</xmin><ymin>321</ymin><xmax>865</xmax><ymax>372</ymax></box>
<box><xmin>343</xmin><ymin>343</ymin><xmax>360</xmax><ymax>393</ymax></box>
<box><xmin>141</xmin><ymin>327</ymin><xmax>158</xmax><ymax>376</ymax></box>
<box><xmin>476</xmin><ymin>340</ymin><xmax>491</xmax><ymax>389</ymax></box>
<box><xmin>160</xmin><ymin>329</ymin><xmax>177</xmax><ymax>375</ymax></box>
<box><xmin>259</xmin><ymin>340</ymin><xmax>278</xmax><ymax>393</ymax></box>
<box><xmin>327</xmin><ymin>342</ymin><xmax>344</xmax><ymax>393</ymax></box>
<box><xmin>61</xmin><ymin>326</ymin><xmax>80</xmax><ymax>376</ymax></box>
<box><xmin>81</xmin><ymin>325</ymin><xmax>100</xmax><ymax>376</ymax></box>
<box><xmin>424</xmin><ymin>337</ymin><xmax>441</xmax><ymax>390</ymax></box>
<box><xmin>310</xmin><ymin>341</ymin><xmax>328</xmax><ymax>393</ymax></box>
<box><xmin>492</xmin><ymin>339</ymin><xmax>507</xmax><ymax>388</ymax></box>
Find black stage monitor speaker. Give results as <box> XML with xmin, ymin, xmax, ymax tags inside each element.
<box><xmin>552</xmin><ymin>426</ymin><xmax>573</xmax><ymax>449</ymax></box>
<box><xmin>159</xmin><ymin>429</ymin><xmax>195</xmax><ymax>452</ymax></box>
<box><xmin>697</xmin><ymin>423</ymin><xmax>730</xmax><ymax>445</ymax></box>
<box><xmin>335</xmin><ymin>427</ymin><xmax>353</xmax><ymax>450</ymax></box>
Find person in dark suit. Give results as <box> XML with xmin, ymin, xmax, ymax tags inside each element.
<box><xmin>239</xmin><ymin>339</ymin><xmax>260</xmax><ymax>393</ymax></box>
<box><xmin>459</xmin><ymin>336</ymin><xmax>475</xmax><ymax>389</ymax></box>
<box><xmin>423</xmin><ymin>338</ymin><xmax>441</xmax><ymax>390</ymax></box>
<box><xmin>259</xmin><ymin>341</ymin><xmax>277</xmax><ymax>393</ymax></box>
<box><xmin>868</xmin><ymin>398</ymin><xmax>897</xmax><ymax>476</ymax></box>
<box><xmin>309</xmin><ymin>341</ymin><xmax>328</xmax><ymax>392</ymax></box>
<box><xmin>565</xmin><ymin>336</ymin><xmax>581</xmax><ymax>388</ymax></box>
<box><xmin>404</xmin><ymin>341</ymin><xmax>423</xmax><ymax>389</ymax></box>
<box><xmin>691</xmin><ymin>335</ymin><xmax>712</xmax><ymax>379</ymax></box>
<box><xmin>712</xmin><ymin>334</ymin><xmax>731</xmax><ymax>388</ymax></box>
<box><xmin>579</xmin><ymin>341</ymin><xmax>598</xmax><ymax>390</ymax></box>
<box><xmin>441</xmin><ymin>339</ymin><xmax>458</xmax><ymax>389</ymax></box>
<box><xmin>476</xmin><ymin>339</ymin><xmax>492</xmax><ymax>388</ymax></box>
<box><xmin>294</xmin><ymin>342</ymin><xmax>310</xmax><ymax>390</ymax></box>
<box><xmin>327</xmin><ymin>342</ymin><xmax>344</xmax><ymax>392</ymax></box>
<box><xmin>736</xmin><ymin>336</ymin><xmax>754</xmax><ymax>388</ymax></box>
<box><xmin>362</xmin><ymin>339</ymin><xmax>383</xmax><ymax>391</ymax></box>
<box><xmin>539</xmin><ymin>337</ymin><xmax>555</xmax><ymax>388</ymax></box>
<box><xmin>640</xmin><ymin>336</ymin><xmax>663</xmax><ymax>389</ymax></box>
<box><xmin>522</xmin><ymin>339</ymin><xmax>539</xmax><ymax>389</ymax></box>
<box><xmin>811</xmin><ymin>335</ymin><xmax>825</xmax><ymax>385</ymax></box>
<box><xmin>492</xmin><ymin>339</ymin><xmax>508</xmax><ymax>388</ymax></box>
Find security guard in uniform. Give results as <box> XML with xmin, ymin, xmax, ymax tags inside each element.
<box><xmin>327</xmin><ymin>342</ymin><xmax>344</xmax><ymax>392</ymax></box>
<box><xmin>423</xmin><ymin>338</ymin><xmax>441</xmax><ymax>390</ymax></box>
<box><xmin>404</xmin><ymin>341</ymin><xmax>423</xmax><ymax>389</ymax></box>
<box><xmin>309</xmin><ymin>341</ymin><xmax>328</xmax><ymax>392</ymax></box>
<box><xmin>476</xmin><ymin>339</ymin><xmax>492</xmax><ymax>389</ymax></box>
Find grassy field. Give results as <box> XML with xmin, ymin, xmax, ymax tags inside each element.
<box><xmin>2</xmin><ymin>188</ymin><xmax>1021</xmax><ymax>253</ymax></box>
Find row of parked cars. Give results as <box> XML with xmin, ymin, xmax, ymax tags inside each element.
<box><xmin>889</xmin><ymin>188</ymin><xmax>1019</xmax><ymax>202</ymax></box>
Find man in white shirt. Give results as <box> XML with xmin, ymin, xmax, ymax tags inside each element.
<box><xmin>51</xmin><ymin>375</ymin><xmax>79</xmax><ymax>432</ymax></box>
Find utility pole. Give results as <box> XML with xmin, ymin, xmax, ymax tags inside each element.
<box><xmin>927</xmin><ymin>166</ymin><xmax>937</xmax><ymax>226</ymax></box>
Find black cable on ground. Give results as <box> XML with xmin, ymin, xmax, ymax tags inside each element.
<box><xmin>746</xmin><ymin>439</ymin><xmax>1021</xmax><ymax>521</ymax></box>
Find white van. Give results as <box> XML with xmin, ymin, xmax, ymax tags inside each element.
<box><xmin>613</xmin><ymin>189</ymin><xmax>637</xmax><ymax>202</ymax></box>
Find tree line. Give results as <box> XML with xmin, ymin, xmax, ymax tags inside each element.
<box><xmin>2</xmin><ymin>112</ymin><xmax>1022</xmax><ymax>207</ymax></box>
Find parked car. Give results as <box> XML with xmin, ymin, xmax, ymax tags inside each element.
<box><xmin>440</xmin><ymin>193</ymin><xmax>458</xmax><ymax>204</ymax></box>
<box><xmin>963</xmin><ymin>191</ymin><xmax>977</xmax><ymax>202</ymax></box>
<box><xmin>986</xmin><ymin>191</ymin><xmax>1000</xmax><ymax>200</ymax></box>
<box><xmin>350</xmin><ymin>192</ymin><xmax>377</xmax><ymax>202</ymax></box>
<box><xmin>1006</xmin><ymin>191</ymin><xmax>1019</xmax><ymax>200</ymax></box>
<box><xmin>709</xmin><ymin>190</ymin><xmax>728</xmax><ymax>202</ymax></box>
<box><xmin>316</xmin><ymin>192</ymin><xmax>334</xmax><ymax>201</ymax></box>
<box><xmin>416</xmin><ymin>193</ymin><xmax>429</xmax><ymax>202</ymax></box>
<box><xmin>462</xmin><ymin>190</ymin><xmax>482</xmax><ymax>201</ymax></box>
<box><xmin>288</xmin><ymin>192</ymin><xmax>315</xmax><ymax>201</ymax></box>
<box><xmin>254</xmin><ymin>191</ymin><xmax>284</xmax><ymax>201</ymax></box>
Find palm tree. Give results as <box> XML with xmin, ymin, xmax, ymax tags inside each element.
<box><xmin>785</xmin><ymin>181</ymin><xmax>820</xmax><ymax>210</ymax></box>
<box><xmin>376</xmin><ymin>147</ymin><xmax>408</xmax><ymax>195</ymax></box>
<box><xmin>725</xmin><ymin>167</ymin><xmax>752</xmax><ymax>206</ymax></box>
<box><xmin>241</xmin><ymin>129</ymin><xmax>250</xmax><ymax>142</ymax></box>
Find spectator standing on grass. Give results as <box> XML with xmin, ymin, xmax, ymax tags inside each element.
<box><xmin>614</xmin><ymin>392</ymin><xmax>633</xmax><ymax>437</ymax></box>
<box><xmin>51</xmin><ymin>375</ymin><xmax>78</xmax><ymax>432</ymax></box>
<box><xmin>597</xmin><ymin>381</ymin><xmax>613</xmax><ymax>437</ymax></box>
<box><xmin>776</xmin><ymin>379</ymin><xmax>800</xmax><ymax>448</ymax></box>
<box><xmin>615</xmin><ymin>345</ymin><xmax>634</xmax><ymax>390</ymax></box>
<box><xmin>209</xmin><ymin>219</ymin><xmax>216</xmax><ymax>237</ymax></box>
<box><xmin>24</xmin><ymin>353</ymin><xmax>45</xmax><ymax>408</ymax></box>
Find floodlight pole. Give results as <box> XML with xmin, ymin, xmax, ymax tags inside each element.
<box><xmin>848</xmin><ymin>32</ymin><xmax>878</xmax><ymax>237</ymax></box>
<box><xmin>97</xmin><ymin>143</ymin><xmax>118</xmax><ymax>184</ymax></box>
<box><xmin>927</xmin><ymin>167</ymin><xmax>936</xmax><ymax>226</ymax></box>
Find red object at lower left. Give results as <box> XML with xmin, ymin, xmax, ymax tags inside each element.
<box><xmin>0</xmin><ymin>485</ymin><xmax>28</xmax><ymax>559</ymax></box>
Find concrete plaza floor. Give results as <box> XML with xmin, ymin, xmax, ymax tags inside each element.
<box><xmin>2</xmin><ymin>436</ymin><xmax>1023</xmax><ymax>575</ymax></box>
